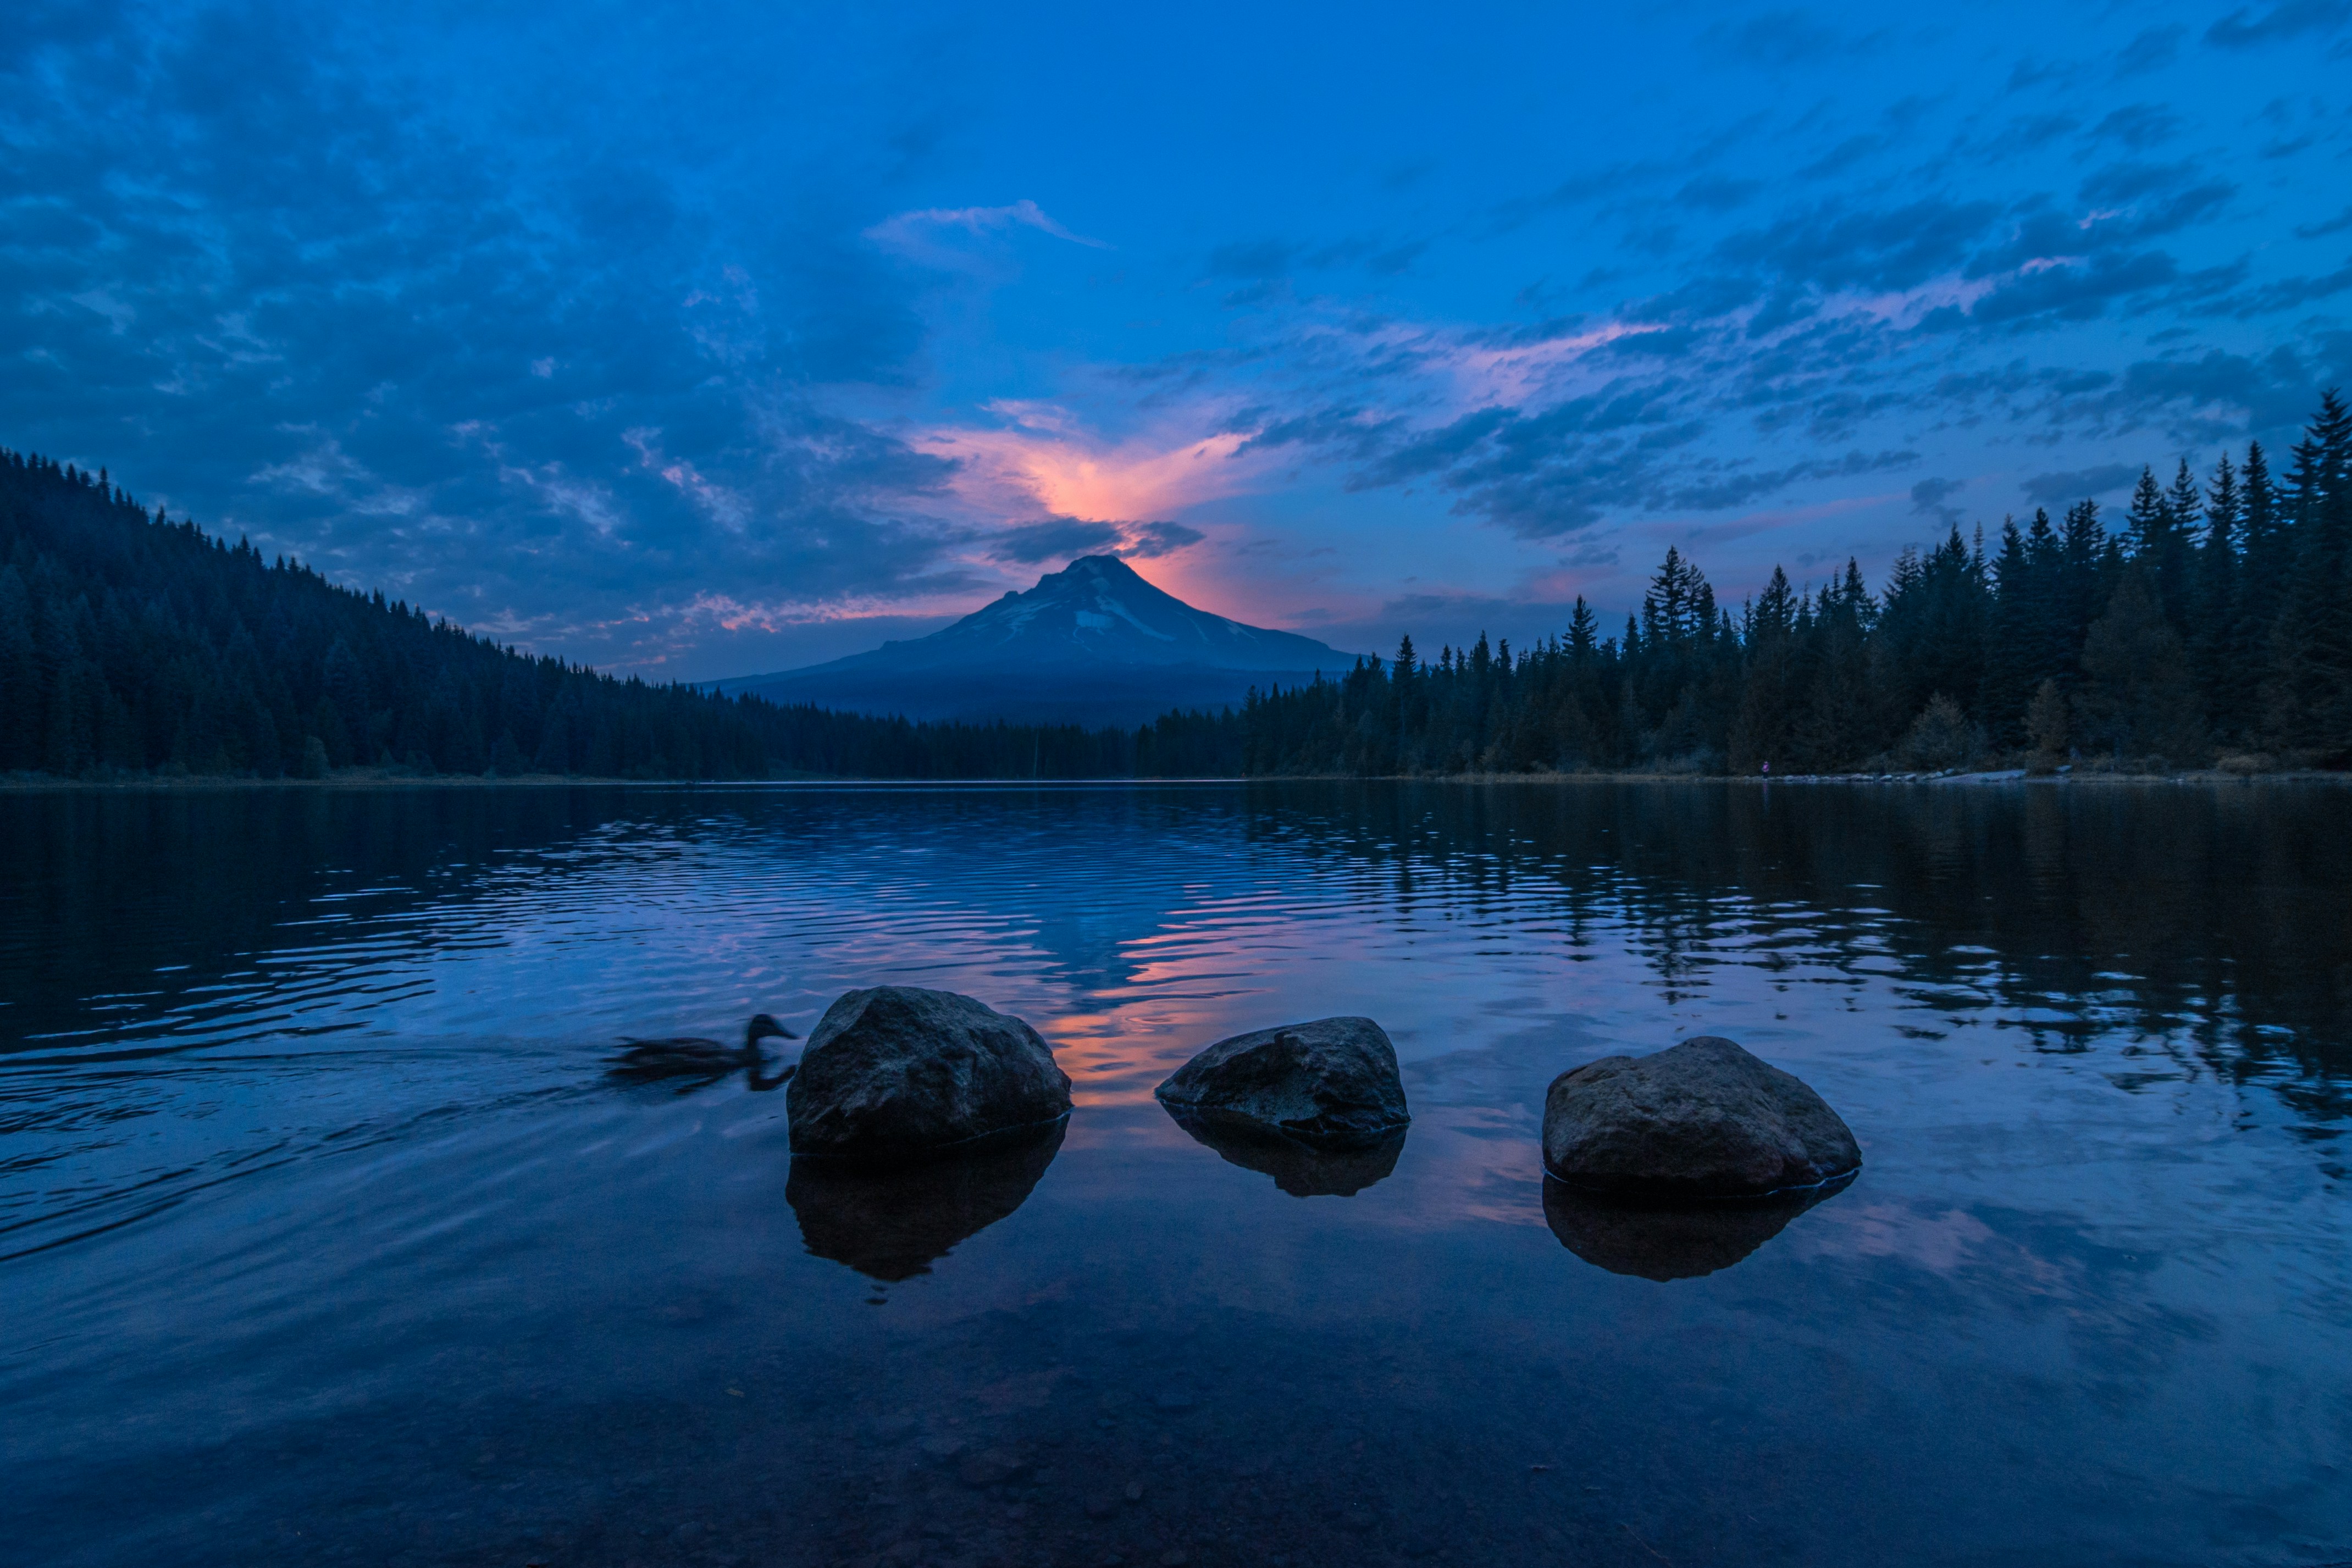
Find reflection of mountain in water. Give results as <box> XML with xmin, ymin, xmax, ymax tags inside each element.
<box><xmin>785</xmin><ymin>1123</ymin><xmax>1065</xmax><ymax>1281</ymax></box>
<box><xmin>11</xmin><ymin>780</ymin><xmax>2346</xmax><ymax>1136</ymax></box>
<box><xmin>1542</xmin><ymin>1173</ymin><xmax>1852</xmax><ymax>1281</ymax></box>
<box><xmin>1166</xmin><ymin>1109</ymin><xmax>1405</xmax><ymax>1198</ymax></box>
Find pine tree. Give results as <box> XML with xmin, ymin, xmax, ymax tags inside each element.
<box><xmin>2076</xmin><ymin>568</ymin><xmax>2206</xmax><ymax>764</ymax></box>
<box><xmin>1981</xmin><ymin>518</ymin><xmax>2039</xmax><ymax>744</ymax></box>
<box><xmin>1566</xmin><ymin>598</ymin><xmax>1598</xmax><ymax>659</ymax></box>
<box><xmin>2195</xmin><ymin>453</ymin><xmax>2245</xmax><ymax>741</ymax></box>
<box><xmin>2261</xmin><ymin>390</ymin><xmax>2352</xmax><ymax>758</ymax></box>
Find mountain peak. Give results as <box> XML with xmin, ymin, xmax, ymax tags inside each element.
<box><xmin>714</xmin><ymin>555</ymin><xmax>1366</xmax><ymax>725</ymax></box>
<box><xmin>1045</xmin><ymin>553</ymin><xmax>1150</xmax><ymax>590</ymax></box>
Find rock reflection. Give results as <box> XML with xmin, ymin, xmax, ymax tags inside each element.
<box><xmin>785</xmin><ymin>1123</ymin><xmax>1064</xmax><ymax>1281</ymax></box>
<box><xmin>1167</xmin><ymin>1109</ymin><xmax>1405</xmax><ymax>1197</ymax></box>
<box><xmin>1543</xmin><ymin>1172</ymin><xmax>1852</xmax><ymax>1281</ymax></box>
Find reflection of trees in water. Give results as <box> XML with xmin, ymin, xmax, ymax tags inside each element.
<box><xmin>0</xmin><ymin>786</ymin><xmax>649</xmax><ymax>1052</ymax></box>
<box><xmin>1239</xmin><ymin>780</ymin><xmax>2352</xmax><ymax>1121</ymax></box>
<box><xmin>13</xmin><ymin>779</ymin><xmax>2344</xmax><ymax>1123</ymax></box>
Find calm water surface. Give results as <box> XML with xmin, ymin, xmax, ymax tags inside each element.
<box><xmin>2</xmin><ymin>780</ymin><xmax>2348</xmax><ymax>1568</ymax></box>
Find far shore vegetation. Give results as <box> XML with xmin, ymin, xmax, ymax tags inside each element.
<box><xmin>3</xmin><ymin>393</ymin><xmax>2345</xmax><ymax>785</ymax></box>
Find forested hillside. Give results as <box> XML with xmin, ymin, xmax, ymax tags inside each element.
<box><xmin>5</xmin><ymin>392</ymin><xmax>2344</xmax><ymax>785</ymax></box>
<box><xmin>0</xmin><ymin>452</ymin><xmax>1242</xmax><ymax>781</ymax></box>
<box><xmin>1242</xmin><ymin>393</ymin><xmax>2351</xmax><ymax>775</ymax></box>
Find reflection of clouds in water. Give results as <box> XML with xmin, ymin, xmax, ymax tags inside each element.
<box><xmin>9</xmin><ymin>784</ymin><xmax>2351</xmax><ymax>1565</ymax></box>
<box><xmin>1402</xmin><ymin>1112</ymin><xmax>1552</xmax><ymax>1231</ymax></box>
<box><xmin>1794</xmin><ymin>1202</ymin><xmax>2000</xmax><ymax>1275</ymax></box>
<box><xmin>1789</xmin><ymin>1200</ymin><xmax>2109</xmax><ymax>1318</ymax></box>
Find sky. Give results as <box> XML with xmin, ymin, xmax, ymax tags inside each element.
<box><xmin>7</xmin><ymin>1</ymin><xmax>2352</xmax><ymax>677</ymax></box>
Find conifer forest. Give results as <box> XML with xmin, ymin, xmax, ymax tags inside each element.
<box><xmin>2</xmin><ymin>391</ymin><xmax>2345</xmax><ymax>783</ymax></box>
<box><xmin>0</xmin><ymin>451</ymin><xmax>1238</xmax><ymax>782</ymax></box>
<box><xmin>1243</xmin><ymin>392</ymin><xmax>2350</xmax><ymax>776</ymax></box>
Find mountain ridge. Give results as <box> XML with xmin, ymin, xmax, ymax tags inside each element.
<box><xmin>715</xmin><ymin>556</ymin><xmax>1364</xmax><ymax>724</ymax></box>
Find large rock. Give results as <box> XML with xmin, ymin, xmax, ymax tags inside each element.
<box><xmin>1155</xmin><ymin>1016</ymin><xmax>1409</xmax><ymax>1150</ymax></box>
<box><xmin>788</xmin><ymin>987</ymin><xmax>1072</xmax><ymax>1164</ymax></box>
<box><xmin>788</xmin><ymin>1122</ymin><xmax>1064</xmax><ymax>1281</ymax></box>
<box><xmin>1541</xmin><ymin>1035</ymin><xmax>1860</xmax><ymax>1198</ymax></box>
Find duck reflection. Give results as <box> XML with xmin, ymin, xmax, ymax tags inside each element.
<box><xmin>785</xmin><ymin>1123</ymin><xmax>1065</xmax><ymax>1282</ymax></box>
<box><xmin>1543</xmin><ymin>1171</ymin><xmax>1854</xmax><ymax>1281</ymax></box>
<box><xmin>1166</xmin><ymin>1109</ymin><xmax>1406</xmax><ymax>1198</ymax></box>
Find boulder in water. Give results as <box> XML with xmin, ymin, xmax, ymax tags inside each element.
<box><xmin>1155</xmin><ymin>1016</ymin><xmax>1409</xmax><ymax>1150</ymax></box>
<box><xmin>1541</xmin><ymin>1035</ymin><xmax>1859</xmax><ymax>1198</ymax></box>
<box><xmin>788</xmin><ymin>986</ymin><xmax>1072</xmax><ymax>1165</ymax></box>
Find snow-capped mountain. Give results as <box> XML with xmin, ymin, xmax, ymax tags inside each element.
<box><xmin>715</xmin><ymin>556</ymin><xmax>1362</xmax><ymax>724</ymax></box>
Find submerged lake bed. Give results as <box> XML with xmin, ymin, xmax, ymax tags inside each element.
<box><xmin>3</xmin><ymin>780</ymin><xmax>2348</xmax><ymax>1567</ymax></box>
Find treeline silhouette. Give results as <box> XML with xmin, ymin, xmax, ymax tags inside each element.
<box><xmin>8</xmin><ymin>391</ymin><xmax>2345</xmax><ymax>785</ymax></box>
<box><xmin>0</xmin><ymin>451</ymin><xmax>1244</xmax><ymax>781</ymax></box>
<box><xmin>1243</xmin><ymin>392</ymin><xmax>2350</xmax><ymax>775</ymax></box>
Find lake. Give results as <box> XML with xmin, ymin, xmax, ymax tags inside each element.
<box><xmin>3</xmin><ymin>780</ymin><xmax>2348</xmax><ymax>1568</ymax></box>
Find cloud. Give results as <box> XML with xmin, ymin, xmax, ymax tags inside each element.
<box><xmin>2087</xmin><ymin>104</ymin><xmax>2179</xmax><ymax>150</ymax></box>
<box><xmin>865</xmin><ymin>199</ymin><xmax>1110</xmax><ymax>256</ymax></box>
<box><xmin>1910</xmin><ymin>475</ymin><xmax>1966</xmax><ymax>524</ymax></box>
<box><xmin>8</xmin><ymin>0</ymin><xmax>2340</xmax><ymax>682</ymax></box>
<box><xmin>2223</xmin><ymin>258</ymin><xmax>2352</xmax><ymax>316</ymax></box>
<box><xmin>0</xmin><ymin>2</ymin><xmax>982</xmax><ymax>676</ymax></box>
<box><xmin>2205</xmin><ymin>1</ymin><xmax>2351</xmax><ymax>47</ymax></box>
<box><xmin>1120</xmin><ymin>521</ymin><xmax>1206</xmax><ymax>558</ymax></box>
<box><xmin>2006</xmin><ymin>57</ymin><xmax>2080</xmax><ymax>90</ymax></box>
<box><xmin>1801</xmin><ymin>134</ymin><xmax>1890</xmax><ymax>179</ymax></box>
<box><xmin>2294</xmin><ymin>206</ymin><xmax>2352</xmax><ymax>240</ymax></box>
<box><xmin>2078</xmin><ymin>160</ymin><xmax>2195</xmax><ymax>204</ymax></box>
<box><xmin>1961</xmin><ymin>251</ymin><xmax>2181</xmax><ymax>328</ymax></box>
<box><xmin>919</xmin><ymin>404</ymin><xmax>1269</xmax><ymax>523</ymax></box>
<box><xmin>1717</xmin><ymin>198</ymin><xmax>2003</xmax><ymax>293</ymax></box>
<box><xmin>1205</xmin><ymin>239</ymin><xmax>1296</xmax><ymax>279</ymax></box>
<box><xmin>1660</xmin><ymin>448</ymin><xmax>1917</xmax><ymax>514</ymax></box>
<box><xmin>986</xmin><ymin>517</ymin><xmax>1122</xmax><ymax>562</ymax></box>
<box><xmin>1702</xmin><ymin>9</ymin><xmax>1881</xmax><ymax>66</ymax></box>
<box><xmin>983</xmin><ymin>517</ymin><xmax>1206</xmax><ymax>564</ymax></box>
<box><xmin>1675</xmin><ymin>175</ymin><xmax>1762</xmax><ymax>212</ymax></box>
<box><xmin>1979</xmin><ymin>113</ymin><xmax>2080</xmax><ymax>158</ymax></box>
<box><xmin>2021</xmin><ymin>464</ymin><xmax>2140</xmax><ymax>502</ymax></box>
<box><xmin>2115</xmin><ymin>25</ymin><xmax>2185</xmax><ymax>75</ymax></box>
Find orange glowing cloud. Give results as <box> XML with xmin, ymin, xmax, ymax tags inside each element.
<box><xmin>920</xmin><ymin>402</ymin><xmax>1271</xmax><ymax>523</ymax></box>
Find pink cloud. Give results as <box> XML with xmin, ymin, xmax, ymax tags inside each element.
<box><xmin>865</xmin><ymin>198</ymin><xmax>1110</xmax><ymax>253</ymax></box>
<box><xmin>919</xmin><ymin>402</ymin><xmax>1269</xmax><ymax>523</ymax></box>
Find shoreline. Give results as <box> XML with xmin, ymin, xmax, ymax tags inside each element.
<box><xmin>4</xmin><ymin>766</ymin><xmax>2344</xmax><ymax>793</ymax></box>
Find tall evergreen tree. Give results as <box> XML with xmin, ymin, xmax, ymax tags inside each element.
<box><xmin>2262</xmin><ymin>391</ymin><xmax>2352</xmax><ymax>758</ymax></box>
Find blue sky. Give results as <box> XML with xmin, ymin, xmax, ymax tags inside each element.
<box><xmin>8</xmin><ymin>2</ymin><xmax>2351</xmax><ymax>675</ymax></box>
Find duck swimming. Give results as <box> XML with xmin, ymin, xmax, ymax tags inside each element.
<box><xmin>608</xmin><ymin>1012</ymin><xmax>798</xmax><ymax>1083</ymax></box>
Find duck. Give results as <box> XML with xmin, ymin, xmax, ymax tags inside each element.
<box><xmin>608</xmin><ymin>1013</ymin><xmax>799</xmax><ymax>1082</ymax></box>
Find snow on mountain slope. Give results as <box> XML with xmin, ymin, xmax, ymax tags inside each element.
<box><xmin>714</xmin><ymin>557</ymin><xmax>1363</xmax><ymax>724</ymax></box>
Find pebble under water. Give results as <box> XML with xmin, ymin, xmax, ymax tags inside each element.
<box><xmin>2</xmin><ymin>779</ymin><xmax>2348</xmax><ymax>1568</ymax></box>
